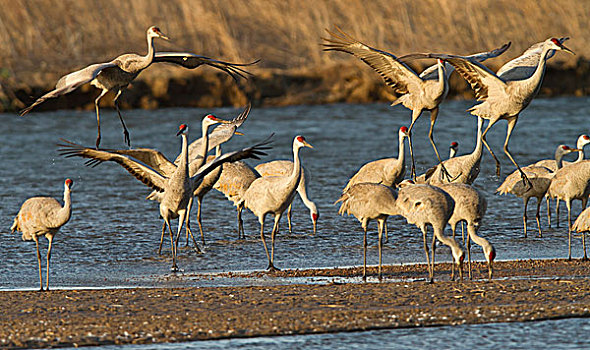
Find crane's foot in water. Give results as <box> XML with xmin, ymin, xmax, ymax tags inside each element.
<box><xmin>170</xmin><ymin>264</ymin><xmax>180</xmax><ymax>273</ymax></box>
<box><xmin>267</xmin><ymin>264</ymin><xmax>280</xmax><ymax>272</ymax></box>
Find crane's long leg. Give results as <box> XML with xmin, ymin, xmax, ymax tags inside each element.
<box><xmin>421</xmin><ymin>226</ymin><xmax>433</xmax><ymax>282</ymax></box>
<box><xmin>430</xmin><ymin>228</ymin><xmax>436</xmax><ymax>284</ymax></box>
<box><xmin>33</xmin><ymin>236</ymin><xmax>43</xmax><ymax>291</ymax></box>
<box><xmin>196</xmin><ymin>197</ymin><xmax>206</xmax><ymax>245</ymax></box>
<box><xmin>481</xmin><ymin>118</ymin><xmax>501</xmax><ymax>176</ymax></box>
<box><xmin>46</xmin><ymin>235</ymin><xmax>54</xmax><ymax>291</ymax></box>
<box><xmin>94</xmin><ymin>89</ymin><xmax>109</xmax><ymax>149</ymax></box>
<box><xmin>407</xmin><ymin>110</ymin><xmax>421</xmax><ymax>181</ymax></box>
<box><xmin>259</xmin><ymin>214</ymin><xmax>272</xmax><ymax>269</ymax></box>
<box><xmin>546</xmin><ymin>195</ymin><xmax>551</xmax><ymax>227</ymax></box>
<box><xmin>523</xmin><ymin>197</ymin><xmax>529</xmax><ymax>238</ymax></box>
<box><xmin>556</xmin><ymin>198</ymin><xmax>560</xmax><ymax>228</ymax></box>
<box><xmin>158</xmin><ymin>222</ymin><xmax>166</xmax><ymax>255</ymax></box>
<box><xmin>177</xmin><ymin>197</ymin><xmax>201</xmax><ymax>253</ymax></box>
<box><xmin>237</xmin><ymin>205</ymin><xmax>245</xmax><ymax>239</ymax></box>
<box><xmin>113</xmin><ymin>89</ymin><xmax>131</xmax><ymax>147</ymax></box>
<box><xmin>466</xmin><ymin>226</ymin><xmax>473</xmax><ymax>280</ymax></box>
<box><xmin>535</xmin><ymin>197</ymin><xmax>543</xmax><ymax>238</ymax></box>
<box><xmin>428</xmin><ymin>108</ymin><xmax>456</xmax><ymax>182</ymax></box>
<box><xmin>362</xmin><ymin>224</ymin><xmax>368</xmax><ymax>281</ymax></box>
<box><xmin>165</xmin><ymin>218</ymin><xmax>178</xmax><ymax>272</ymax></box>
<box><xmin>377</xmin><ymin>219</ymin><xmax>385</xmax><ymax>280</ymax></box>
<box><xmin>383</xmin><ymin>221</ymin><xmax>389</xmax><ymax>244</ymax></box>
<box><xmin>269</xmin><ymin>214</ymin><xmax>281</xmax><ymax>271</ymax></box>
<box><xmin>451</xmin><ymin>224</ymin><xmax>456</xmax><ymax>280</ymax></box>
<box><xmin>503</xmin><ymin>117</ymin><xmax>532</xmax><ymax>190</ymax></box>
<box><xmin>287</xmin><ymin>204</ymin><xmax>293</xmax><ymax>234</ymax></box>
<box><xmin>567</xmin><ymin>199</ymin><xmax>572</xmax><ymax>260</ymax></box>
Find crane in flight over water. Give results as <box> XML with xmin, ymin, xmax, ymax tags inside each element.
<box><xmin>20</xmin><ymin>26</ymin><xmax>257</xmax><ymax>149</ymax></box>
<box><xmin>322</xmin><ymin>26</ymin><xmax>510</xmax><ymax>180</ymax></box>
<box><xmin>407</xmin><ymin>38</ymin><xmax>574</xmax><ymax>189</ymax></box>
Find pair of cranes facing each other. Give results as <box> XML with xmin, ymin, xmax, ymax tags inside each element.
<box><xmin>336</xmin><ymin>181</ymin><xmax>494</xmax><ymax>283</ymax></box>
<box><xmin>20</xmin><ymin>26</ymin><xmax>257</xmax><ymax>149</ymax></box>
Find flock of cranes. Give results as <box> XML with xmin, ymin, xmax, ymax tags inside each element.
<box><xmin>9</xmin><ymin>25</ymin><xmax>587</xmax><ymax>291</ymax></box>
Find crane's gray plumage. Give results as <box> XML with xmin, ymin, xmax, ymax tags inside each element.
<box><xmin>213</xmin><ymin>161</ymin><xmax>261</xmax><ymax>239</ymax></box>
<box><xmin>437</xmin><ymin>183</ymin><xmax>494</xmax><ymax>280</ymax></box>
<box><xmin>419</xmin><ymin>38</ymin><xmax>574</xmax><ymax>188</ymax></box>
<box><xmin>255</xmin><ymin>160</ymin><xmax>319</xmax><ymax>235</ymax></box>
<box><xmin>243</xmin><ymin>136</ymin><xmax>313</xmax><ymax>271</ymax></box>
<box><xmin>419</xmin><ymin>116</ymin><xmax>484</xmax><ymax>185</ymax></box>
<box><xmin>500</xmin><ymin>145</ymin><xmax>579</xmax><ymax>236</ymax></box>
<box><xmin>59</xmin><ymin>125</ymin><xmax>271</xmax><ymax>271</ymax></box>
<box><xmin>547</xmin><ymin>160</ymin><xmax>590</xmax><ymax>260</ymax></box>
<box><xmin>335</xmin><ymin>183</ymin><xmax>398</xmax><ymax>279</ymax></box>
<box><xmin>572</xmin><ymin>206</ymin><xmax>590</xmax><ymax>260</ymax></box>
<box><xmin>395</xmin><ymin>183</ymin><xmax>464</xmax><ymax>282</ymax></box>
<box><xmin>11</xmin><ymin>179</ymin><xmax>73</xmax><ymax>291</ymax></box>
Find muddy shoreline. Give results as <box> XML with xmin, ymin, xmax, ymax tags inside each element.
<box><xmin>1</xmin><ymin>258</ymin><xmax>589</xmax><ymax>349</ymax></box>
<box><xmin>4</xmin><ymin>60</ymin><xmax>590</xmax><ymax>113</ymax></box>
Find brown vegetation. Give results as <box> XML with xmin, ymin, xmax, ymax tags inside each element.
<box><xmin>1</xmin><ymin>0</ymin><xmax>589</xmax><ymax>111</ymax></box>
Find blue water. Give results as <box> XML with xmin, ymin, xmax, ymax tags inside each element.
<box><xmin>1</xmin><ymin>97</ymin><xmax>590</xmax><ymax>290</ymax></box>
<box><xmin>67</xmin><ymin>317</ymin><xmax>590</xmax><ymax>349</ymax></box>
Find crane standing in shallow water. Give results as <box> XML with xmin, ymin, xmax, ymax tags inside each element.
<box><xmin>11</xmin><ymin>179</ymin><xmax>73</xmax><ymax>291</ymax></box>
<box><xmin>20</xmin><ymin>26</ymin><xmax>256</xmax><ymax>148</ymax></box>
<box><xmin>413</xmin><ymin>38</ymin><xmax>574</xmax><ymax>188</ymax></box>
<box><xmin>243</xmin><ymin>136</ymin><xmax>313</xmax><ymax>271</ymax></box>
<box><xmin>59</xmin><ymin>125</ymin><xmax>271</xmax><ymax>271</ymax></box>
<box><xmin>322</xmin><ymin>27</ymin><xmax>510</xmax><ymax>180</ymax></box>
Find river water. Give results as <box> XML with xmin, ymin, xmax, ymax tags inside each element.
<box><xmin>2</xmin><ymin>97</ymin><xmax>590</xmax><ymax>289</ymax></box>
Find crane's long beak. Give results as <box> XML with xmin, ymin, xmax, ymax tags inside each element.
<box><xmin>159</xmin><ymin>32</ymin><xmax>170</xmax><ymax>41</ymax></box>
<box><xmin>570</xmin><ymin>148</ymin><xmax>583</xmax><ymax>152</ymax></box>
<box><xmin>488</xmin><ymin>260</ymin><xmax>494</xmax><ymax>280</ymax></box>
<box><xmin>303</xmin><ymin>141</ymin><xmax>314</xmax><ymax>149</ymax></box>
<box><xmin>561</xmin><ymin>44</ymin><xmax>575</xmax><ymax>55</ymax></box>
<box><xmin>234</xmin><ymin>131</ymin><xmax>244</xmax><ymax>136</ymax></box>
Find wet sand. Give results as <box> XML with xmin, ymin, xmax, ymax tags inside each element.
<box><xmin>2</xmin><ymin>259</ymin><xmax>590</xmax><ymax>349</ymax></box>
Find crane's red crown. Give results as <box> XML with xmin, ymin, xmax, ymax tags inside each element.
<box><xmin>451</xmin><ymin>142</ymin><xmax>459</xmax><ymax>147</ymax></box>
<box><xmin>206</xmin><ymin>114</ymin><xmax>219</xmax><ymax>121</ymax></box>
<box><xmin>583</xmin><ymin>135</ymin><xmax>590</xmax><ymax>140</ymax></box>
<box><xmin>550</xmin><ymin>38</ymin><xmax>561</xmax><ymax>45</ymax></box>
<box><xmin>65</xmin><ymin>179</ymin><xmax>73</xmax><ymax>187</ymax></box>
<box><xmin>296</xmin><ymin>136</ymin><xmax>305</xmax><ymax>143</ymax></box>
<box><xmin>312</xmin><ymin>213</ymin><xmax>319</xmax><ymax>221</ymax></box>
<box><xmin>400</xmin><ymin>126</ymin><xmax>408</xmax><ymax>133</ymax></box>
<box><xmin>178</xmin><ymin>124</ymin><xmax>187</xmax><ymax>131</ymax></box>
<box><xmin>561</xmin><ymin>145</ymin><xmax>570</xmax><ymax>150</ymax></box>
<box><xmin>489</xmin><ymin>249</ymin><xmax>496</xmax><ymax>262</ymax></box>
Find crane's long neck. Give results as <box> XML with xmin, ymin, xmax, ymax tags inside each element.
<box><xmin>195</xmin><ymin>123</ymin><xmax>211</xmax><ymax>170</ymax></box>
<box><xmin>60</xmin><ymin>185</ymin><xmax>72</xmax><ymax>225</ymax></box>
<box><xmin>527</xmin><ymin>46</ymin><xmax>552</xmax><ymax>96</ymax></box>
<box><xmin>434</xmin><ymin>227</ymin><xmax>463</xmax><ymax>263</ymax></box>
<box><xmin>437</xmin><ymin>62</ymin><xmax>448</xmax><ymax>97</ymax></box>
<box><xmin>471</xmin><ymin>116</ymin><xmax>484</xmax><ymax>159</ymax></box>
<box><xmin>179</xmin><ymin>133</ymin><xmax>189</xmax><ymax>176</ymax></box>
<box><xmin>141</xmin><ymin>34</ymin><xmax>156</xmax><ymax>70</ymax></box>
<box><xmin>397</xmin><ymin>133</ymin><xmax>406</xmax><ymax>168</ymax></box>
<box><xmin>297</xmin><ymin>169</ymin><xmax>317</xmax><ymax>214</ymax></box>
<box><xmin>288</xmin><ymin>144</ymin><xmax>303</xmax><ymax>193</ymax></box>
<box><xmin>467</xmin><ymin>224</ymin><xmax>492</xmax><ymax>251</ymax></box>
<box><xmin>576</xmin><ymin>139</ymin><xmax>586</xmax><ymax>162</ymax></box>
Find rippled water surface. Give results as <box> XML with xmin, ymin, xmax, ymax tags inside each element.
<box><xmin>1</xmin><ymin>96</ymin><xmax>590</xmax><ymax>289</ymax></box>
<box><xmin>69</xmin><ymin>317</ymin><xmax>590</xmax><ymax>350</ymax></box>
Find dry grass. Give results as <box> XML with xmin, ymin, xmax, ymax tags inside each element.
<box><xmin>0</xmin><ymin>0</ymin><xmax>587</xmax><ymax>86</ymax></box>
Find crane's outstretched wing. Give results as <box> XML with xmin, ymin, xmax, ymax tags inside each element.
<box><xmin>104</xmin><ymin>147</ymin><xmax>177</xmax><ymax>176</ymax></box>
<box><xmin>184</xmin><ymin>103</ymin><xmax>252</xmax><ymax>164</ymax></box>
<box><xmin>190</xmin><ymin>134</ymin><xmax>273</xmax><ymax>187</ymax></box>
<box><xmin>154</xmin><ymin>52</ymin><xmax>259</xmax><ymax>82</ymax></box>
<box><xmin>411</xmin><ymin>42</ymin><xmax>511</xmax><ymax>81</ymax></box>
<box><xmin>322</xmin><ymin>27</ymin><xmax>422</xmax><ymax>95</ymax></box>
<box><xmin>425</xmin><ymin>54</ymin><xmax>507</xmax><ymax>101</ymax></box>
<box><xmin>20</xmin><ymin>62</ymin><xmax>116</xmax><ymax>116</ymax></box>
<box><xmin>496</xmin><ymin>37</ymin><xmax>569</xmax><ymax>81</ymax></box>
<box><xmin>58</xmin><ymin>139</ymin><xmax>168</xmax><ymax>192</ymax></box>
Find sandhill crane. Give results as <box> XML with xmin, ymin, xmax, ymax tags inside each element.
<box><xmin>572</xmin><ymin>206</ymin><xmax>590</xmax><ymax>260</ymax></box>
<box><xmin>335</xmin><ymin>183</ymin><xmax>398</xmax><ymax>280</ymax></box>
<box><xmin>395</xmin><ymin>183</ymin><xmax>464</xmax><ymax>282</ymax></box>
<box><xmin>498</xmin><ymin>145</ymin><xmax>580</xmax><ymax>237</ymax></box>
<box><xmin>255</xmin><ymin>160</ymin><xmax>319</xmax><ymax>235</ymax></box>
<box><xmin>10</xmin><ymin>179</ymin><xmax>73</xmax><ymax>291</ymax></box>
<box><xmin>414</xmin><ymin>38</ymin><xmax>574</xmax><ymax>188</ymax></box>
<box><xmin>547</xmin><ymin>160</ymin><xmax>590</xmax><ymax>259</ymax></box>
<box><xmin>419</xmin><ymin>116</ymin><xmax>484</xmax><ymax>185</ymax></box>
<box><xmin>213</xmin><ymin>161</ymin><xmax>261</xmax><ymax>239</ymax></box>
<box><xmin>243</xmin><ymin>136</ymin><xmax>313</xmax><ymax>271</ymax></box>
<box><xmin>20</xmin><ymin>26</ymin><xmax>256</xmax><ymax>148</ymax></box>
<box><xmin>59</xmin><ymin>125</ymin><xmax>271</xmax><ymax>271</ymax></box>
<box><xmin>322</xmin><ymin>27</ymin><xmax>510</xmax><ymax>180</ymax></box>
<box><xmin>437</xmin><ymin>183</ymin><xmax>495</xmax><ymax>280</ymax></box>
<box><xmin>449</xmin><ymin>142</ymin><xmax>459</xmax><ymax>159</ymax></box>
<box><xmin>533</xmin><ymin>135</ymin><xmax>590</xmax><ymax>227</ymax></box>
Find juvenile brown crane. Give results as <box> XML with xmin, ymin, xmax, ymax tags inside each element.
<box><xmin>243</xmin><ymin>136</ymin><xmax>313</xmax><ymax>271</ymax></box>
<box><xmin>11</xmin><ymin>179</ymin><xmax>73</xmax><ymax>291</ymax></box>
<box><xmin>322</xmin><ymin>27</ymin><xmax>510</xmax><ymax>179</ymax></box>
<box><xmin>21</xmin><ymin>26</ymin><xmax>256</xmax><ymax>148</ymax></box>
